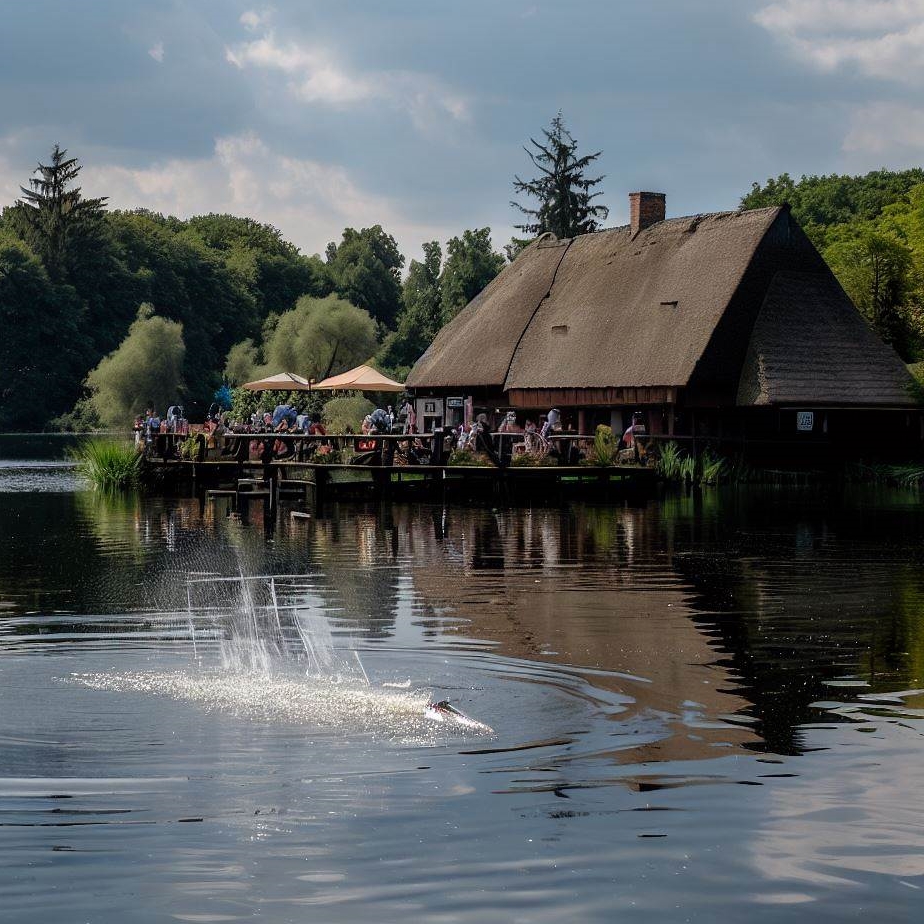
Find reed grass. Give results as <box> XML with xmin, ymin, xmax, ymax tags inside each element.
<box><xmin>72</xmin><ymin>439</ymin><xmax>142</xmax><ymax>490</ymax></box>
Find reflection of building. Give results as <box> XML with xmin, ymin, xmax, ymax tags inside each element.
<box><xmin>397</xmin><ymin>505</ymin><xmax>758</xmax><ymax>764</ymax></box>
<box><xmin>408</xmin><ymin>194</ymin><xmax>919</xmax><ymax>456</ymax></box>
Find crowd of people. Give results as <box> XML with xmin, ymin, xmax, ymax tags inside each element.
<box><xmin>139</xmin><ymin>396</ymin><xmax>649</xmax><ymax>466</ymax></box>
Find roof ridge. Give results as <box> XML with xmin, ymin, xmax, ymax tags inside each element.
<box><xmin>564</xmin><ymin>205</ymin><xmax>782</xmax><ymax>240</ymax></box>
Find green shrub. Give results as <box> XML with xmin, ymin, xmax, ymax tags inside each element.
<box><xmin>179</xmin><ymin>433</ymin><xmax>205</xmax><ymax>461</ymax></box>
<box><xmin>72</xmin><ymin>439</ymin><xmax>142</xmax><ymax>490</ymax></box>
<box><xmin>656</xmin><ymin>441</ymin><xmax>684</xmax><ymax>480</ymax></box>
<box><xmin>700</xmin><ymin>449</ymin><xmax>727</xmax><ymax>485</ymax></box>
<box><xmin>510</xmin><ymin>452</ymin><xmax>557</xmax><ymax>467</ymax></box>
<box><xmin>584</xmin><ymin>424</ymin><xmax>618</xmax><ymax>466</ymax></box>
<box><xmin>448</xmin><ymin>449</ymin><xmax>492</xmax><ymax>467</ymax></box>
<box><xmin>323</xmin><ymin>396</ymin><xmax>374</xmax><ymax>433</ymax></box>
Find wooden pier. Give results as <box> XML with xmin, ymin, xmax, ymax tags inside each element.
<box><xmin>145</xmin><ymin>430</ymin><xmax>657</xmax><ymax>510</ymax></box>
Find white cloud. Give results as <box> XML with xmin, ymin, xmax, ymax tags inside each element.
<box><xmin>225</xmin><ymin>29</ymin><xmax>469</xmax><ymax>130</ymax></box>
<box><xmin>755</xmin><ymin>0</ymin><xmax>924</xmax><ymax>82</ymax></box>
<box><xmin>148</xmin><ymin>41</ymin><xmax>164</xmax><ymax>63</ymax></box>
<box><xmin>842</xmin><ymin>101</ymin><xmax>924</xmax><ymax>160</ymax></box>
<box><xmin>239</xmin><ymin>8</ymin><xmax>272</xmax><ymax>32</ymax></box>
<box><xmin>76</xmin><ymin>132</ymin><xmax>451</xmax><ymax>258</ymax></box>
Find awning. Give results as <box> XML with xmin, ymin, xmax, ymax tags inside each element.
<box><xmin>242</xmin><ymin>371</ymin><xmax>313</xmax><ymax>391</ymax></box>
<box><xmin>311</xmin><ymin>364</ymin><xmax>404</xmax><ymax>392</ymax></box>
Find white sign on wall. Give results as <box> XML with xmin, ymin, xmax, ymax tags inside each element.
<box><xmin>796</xmin><ymin>411</ymin><xmax>814</xmax><ymax>432</ymax></box>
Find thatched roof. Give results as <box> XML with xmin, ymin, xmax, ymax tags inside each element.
<box><xmin>407</xmin><ymin>206</ymin><xmax>916</xmax><ymax>406</ymax></box>
<box><xmin>737</xmin><ymin>271</ymin><xmax>914</xmax><ymax>406</ymax></box>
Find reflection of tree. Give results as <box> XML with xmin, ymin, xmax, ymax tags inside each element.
<box><xmin>667</xmin><ymin>488</ymin><xmax>924</xmax><ymax>754</ymax></box>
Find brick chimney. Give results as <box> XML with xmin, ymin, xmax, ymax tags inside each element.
<box><xmin>629</xmin><ymin>191</ymin><xmax>666</xmax><ymax>235</ymax></box>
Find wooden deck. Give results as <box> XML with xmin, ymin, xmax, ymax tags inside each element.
<box><xmin>145</xmin><ymin>430</ymin><xmax>657</xmax><ymax>507</ymax></box>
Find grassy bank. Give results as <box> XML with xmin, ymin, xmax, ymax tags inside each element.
<box><xmin>654</xmin><ymin>441</ymin><xmax>924</xmax><ymax>487</ymax></box>
<box><xmin>71</xmin><ymin>439</ymin><xmax>143</xmax><ymax>490</ymax></box>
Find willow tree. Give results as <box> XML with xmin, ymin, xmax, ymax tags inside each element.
<box><xmin>85</xmin><ymin>304</ymin><xmax>186</xmax><ymax>427</ymax></box>
<box><xmin>512</xmin><ymin>113</ymin><xmax>609</xmax><ymax>239</ymax></box>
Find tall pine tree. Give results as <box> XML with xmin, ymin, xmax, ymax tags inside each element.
<box><xmin>512</xmin><ymin>113</ymin><xmax>609</xmax><ymax>239</ymax></box>
<box><xmin>13</xmin><ymin>144</ymin><xmax>107</xmax><ymax>281</ymax></box>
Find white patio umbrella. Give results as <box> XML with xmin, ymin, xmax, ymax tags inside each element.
<box><xmin>242</xmin><ymin>371</ymin><xmax>313</xmax><ymax>391</ymax></box>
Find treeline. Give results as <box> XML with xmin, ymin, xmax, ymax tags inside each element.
<box><xmin>0</xmin><ymin>146</ymin><xmax>506</xmax><ymax>430</ymax></box>
<box><xmin>742</xmin><ymin>168</ymin><xmax>924</xmax><ymax>362</ymax></box>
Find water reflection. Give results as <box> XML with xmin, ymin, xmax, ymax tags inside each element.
<box><xmin>4</xmin><ymin>487</ymin><xmax>923</xmax><ymax>759</ymax></box>
<box><xmin>2</xmin><ymin>483</ymin><xmax>924</xmax><ymax>920</ymax></box>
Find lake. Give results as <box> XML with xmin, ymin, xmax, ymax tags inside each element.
<box><xmin>1</xmin><ymin>442</ymin><xmax>923</xmax><ymax>922</ymax></box>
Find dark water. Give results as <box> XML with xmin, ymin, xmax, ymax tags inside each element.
<box><xmin>1</xmin><ymin>465</ymin><xmax>923</xmax><ymax>921</ymax></box>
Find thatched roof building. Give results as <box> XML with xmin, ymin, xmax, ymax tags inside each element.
<box><xmin>408</xmin><ymin>195</ymin><xmax>917</xmax><ymax>447</ymax></box>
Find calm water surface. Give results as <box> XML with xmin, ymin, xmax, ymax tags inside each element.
<box><xmin>1</xmin><ymin>456</ymin><xmax>923</xmax><ymax>922</ymax></box>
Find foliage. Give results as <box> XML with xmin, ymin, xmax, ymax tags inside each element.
<box><xmin>824</xmin><ymin>231</ymin><xmax>915</xmax><ymax>354</ymax></box>
<box><xmin>9</xmin><ymin>144</ymin><xmax>107</xmax><ymax>281</ymax></box>
<box><xmin>72</xmin><ymin>438</ymin><xmax>142</xmax><ymax>490</ymax></box>
<box><xmin>742</xmin><ymin>170</ymin><xmax>924</xmax><ymax>362</ymax></box>
<box><xmin>741</xmin><ymin>169</ymin><xmax>924</xmax><ymax>248</ymax></box>
<box><xmin>84</xmin><ymin>304</ymin><xmax>185</xmax><ymax>428</ymax></box>
<box><xmin>228</xmin><ymin>387</ymin><xmax>321</xmax><ymax>425</ymax></box>
<box><xmin>655</xmin><ymin>441</ymin><xmax>684</xmax><ymax>480</ymax></box>
<box><xmin>322</xmin><ymin>396</ymin><xmax>374</xmax><ymax>433</ymax></box>
<box><xmin>504</xmin><ymin>237</ymin><xmax>533</xmax><ymax>262</ymax></box>
<box><xmin>0</xmin><ymin>231</ymin><xmax>91</xmax><ymax>429</ymax></box>
<box><xmin>325</xmin><ymin>225</ymin><xmax>404</xmax><ymax>327</ymax></box>
<box><xmin>447</xmin><ymin>449</ymin><xmax>493</xmax><ymax>467</ymax></box>
<box><xmin>262</xmin><ymin>293</ymin><xmax>378</xmax><ymax>381</ymax></box>
<box><xmin>378</xmin><ymin>241</ymin><xmax>443</xmax><ymax>368</ymax></box>
<box><xmin>845</xmin><ymin>460</ymin><xmax>924</xmax><ymax>486</ymax></box>
<box><xmin>590</xmin><ymin>424</ymin><xmax>618</xmax><ymax>466</ymax></box>
<box><xmin>223</xmin><ymin>338</ymin><xmax>261</xmax><ymax>386</ymax></box>
<box><xmin>655</xmin><ymin>441</ymin><xmax>727</xmax><ymax>485</ymax></box>
<box><xmin>510</xmin><ymin>452</ymin><xmax>557</xmax><ymax>467</ymax></box>
<box><xmin>512</xmin><ymin>112</ymin><xmax>609</xmax><ymax>239</ymax></box>
<box><xmin>179</xmin><ymin>433</ymin><xmax>205</xmax><ymax>461</ymax></box>
<box><xmin>699</xmin><ymin>449</ymin><xmax>727</xmax><ymax>486</ymax></box>
<box><xmin>439</xmin><ymin>228</ymin><xmax>505</xmax><ymax>322</ymax></box>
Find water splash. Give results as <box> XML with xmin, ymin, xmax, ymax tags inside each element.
<box><xmin>74</xmin><ymin>571</ymin><xmax>492</xmax><ymax>737</ymax></box>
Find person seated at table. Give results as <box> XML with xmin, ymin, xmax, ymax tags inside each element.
<box><xmin>369</xmin><ymin>408</ymin><xmax>391</xmax><ymax>434</ymax></box>
<box><xmin>273</xmin><ymin>418</ymin><xmax>293</xmax><ymax>458</ymax></box>
<box><xmin>307</xmin><ymin>413</ymin><xmax>326</xmax><ymax>436</ymax></box>
<box><xmin>541</xmin><ymin>408</ymin><xmax>561</xmax><ymax>439</ymax></box>
<box><xmin>498</xmin><ymin>411</ymin><xmax>520</xmax><ymax>433</ymax></box>
<box><xmin>272</xmin><ymin>403</ymin><xmax>297</xmax><ymax>428</ymax></box>
<box><xmin>622</xmin><ymin>412</ymin><xmax>646</xmax><ymax>448</ymax></box>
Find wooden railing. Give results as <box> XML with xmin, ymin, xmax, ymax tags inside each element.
<box><xmin>144</xmin><ymin>429</ymin><xmax>621</xmax><ymax>468</ymax></box>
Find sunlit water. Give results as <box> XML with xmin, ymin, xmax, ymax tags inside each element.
<box><xmin>1</xmin><ymin>457</ymin><xmax>923</xmax><ymax>922</ymax></box>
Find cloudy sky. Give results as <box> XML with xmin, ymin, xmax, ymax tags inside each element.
<box><xmin>0</xmin><ymin>0</ymin><xmax>921</xmax><ymax>261</ymax></box>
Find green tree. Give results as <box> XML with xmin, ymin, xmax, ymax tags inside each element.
<box><xmin>258</xmin><ymin>293</ymin><xmax>378</xmax><ymax>381</ymax></box>
<box><xmin>378</xmin><ymin>241</ymin><xmax>443</xmax><ymax>369</ymax></box>
<box><xmin>0</xmin><ymin>232</ymin><xmax>89</xmax><ymax>428</ymax></box>
<box><xmin>10</xmin><ymin>145</ymin><xmax>107</xmax><ymax>281</ymax></box>
<box><xmin>512</xmin><ymin>113</ymin><xmax>609</xmax><ymax>239</ymax></box>
<box><xmin>223</xmin><ymin>338</ymin><xmax>261</xmax><ymax>386</ymax></box>
<box><xmin>439</xmin><ymin>228</ymin><xmax>505</xmax><ymax>322</ymax></box>
<box><xmin>106</xmin><ymin>210</ymin><xmax>257</xmax><ymax>412</ymax></box>
<box><xmin>184</xmin><ymin>213</ymin><xmax>331</xmax><ymax>316</ymax></box>
<box><xmin>741</xmin><ymin>168</ymin><xmax>924</xmax><ymax>249</ymax></box>
<box><xmin>85</xmin><ymin>304</ymin><xmax>186</xmax><ymax>428</ymax></box>
<box><xmin>325</xmin><ymin>225</ymin><xmax>404</xmax><ymax>327</ymax></box>
<box><xmin>825</xmin><ymin>231</ymin><xmax>916</xmax><ymax>353</ymax></box>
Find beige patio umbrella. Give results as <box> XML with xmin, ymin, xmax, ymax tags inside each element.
<box><xmin>242</xmin><ymin>371</ymin><xmax>313</xmax><ymax>391</ymax></box>
<box><xmin>311</xmin><ymin>364</ymin><xmax>404</xmax><ymax>392</ymax></box>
